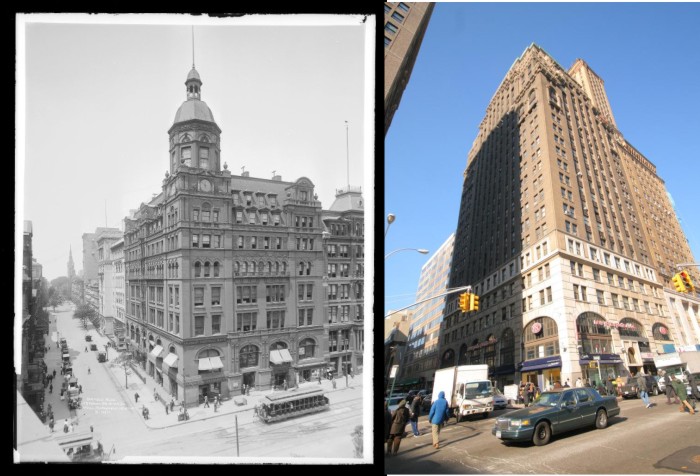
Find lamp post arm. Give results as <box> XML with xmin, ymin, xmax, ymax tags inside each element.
<box><xmin>675</xmin><ymin>263</ymin><xmax>700</xmax><ymax>270</ymax></box>
<box><xmin>384</xmin><ymin>285</ymin><xmax>472</xmax><ymax>319</ymax></box>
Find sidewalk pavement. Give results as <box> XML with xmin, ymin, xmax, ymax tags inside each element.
<box><xmin>92</xmin><ymin>334</ymin><xmax>362</xmax><ymax>430</ymax></box>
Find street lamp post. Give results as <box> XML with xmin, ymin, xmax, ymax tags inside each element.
<box><xmin>385</xmin><ymin>213</ymin><xmax>396</xmax><ymax>239</ymax></box>
<box><xmin>385</xmin><ymin>248</ymin><xmax>429</xmax><ymax>260</ymax></box>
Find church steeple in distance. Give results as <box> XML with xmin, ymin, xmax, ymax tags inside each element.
<box><xmin>67</xmin><ymin>245</ymin><xmax>75</xmax><ymax>281</ymax></box>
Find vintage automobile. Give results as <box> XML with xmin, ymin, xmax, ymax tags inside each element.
<box><xmin>492</xmin><ymin>387</ymin><xmax>620</xmax><ymax>446</ymax></box>
<box><xmin>90</xmin><ymin>343</ymin><xmax>98</xmax><ymax>351</ymax></box>
<box><xmin>85</xmin><ymin>335</ymin><xmax>92</xmax><ymax>342</ymax></box>
<box><xmin>97</xmin><ymin>351</ymin><xmax>107</xmax><ymax>363</ymax></box>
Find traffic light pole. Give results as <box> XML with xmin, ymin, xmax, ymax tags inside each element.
<box><xmin>385</xmin><ymin>285</ymin><xmax>473</xmax><ymax>318</ymax></box>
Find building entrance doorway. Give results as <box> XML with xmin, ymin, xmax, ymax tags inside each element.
<box><xmin>243</xmin><ymin>372</ymin><xmax>255</xmax><ymax>389</ymax></box>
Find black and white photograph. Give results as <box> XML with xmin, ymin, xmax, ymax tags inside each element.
<box><xmin>16</xmin><ymin>12</ymin><xmax>374</xmax><ymax>464</ymax></box>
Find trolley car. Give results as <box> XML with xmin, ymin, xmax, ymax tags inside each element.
<box><xmin>254</xmin><ymin>387</ymin><xmax>329</xmax><ymax>423</ymax></box>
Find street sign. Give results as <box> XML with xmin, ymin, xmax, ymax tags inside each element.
<box><xmin>389</xmin><ymin>365</ymin><xmax>398</xmax><ymax>378</ymax></box>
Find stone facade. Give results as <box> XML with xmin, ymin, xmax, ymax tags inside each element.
<box><xmin>441</xmin><ymin>44</ymin><xmax>699</xmax><ymax>391</ymax></box>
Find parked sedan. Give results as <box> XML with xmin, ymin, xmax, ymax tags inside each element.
<box><xmin>492</xmin><ymin>387</ymin><xmax>620</xmax><ymax>446</ymax></box>
<box><xmin>492</xmin><ymin>387</ymin><xmax>508</xmax><ymax>410</ymax></box>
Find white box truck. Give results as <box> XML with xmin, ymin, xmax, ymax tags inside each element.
<box><xmin>432</xmin><ymin>364</ymin><xmax>493</xmax><ymax>421</ymax></box>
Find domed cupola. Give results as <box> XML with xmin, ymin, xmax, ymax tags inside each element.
<box><xmin>168</xmin><ymin>65</ymin><xmax>222</xmax><ymax>174</ymax></box>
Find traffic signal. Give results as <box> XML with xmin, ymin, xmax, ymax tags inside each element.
<box><xmin>469</xmin><ymin>293</ymin><xmax>480</xmax><ymax>312</ymax></box>
<box><xmin>459</xmin><ymin>293</ymin><xmax>471</xmax><ymax>312</ymax></box>
<box><xmin>672</xmin><ymin>273</ymin><xmax>687</xmax><ymax>293</ymax></box>
<box><xmin>680</xmin><ymin>270</ymin><xmax>695</xmax><ymax>292</ymax></box>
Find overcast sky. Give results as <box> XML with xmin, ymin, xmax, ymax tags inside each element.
<box><xmin>18</xmin><ymin>13</ymin><xmax>373</xmax><ymax>282</ymax></box>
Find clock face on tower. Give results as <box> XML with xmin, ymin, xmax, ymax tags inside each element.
<box><xmin>199</xmin><ymin>179</ymin><xmax>212</xmax><ymax>192</ymax></box>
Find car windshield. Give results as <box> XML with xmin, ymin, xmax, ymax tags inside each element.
<box><xmin>534</xmin><ymin>392</ymin><xmax>561</xmax><ymax>406</ymax></box>
<box><xmin>464</xmin><ymin>382</ymin><xmax>491</xmax><ymax>398</ymax></box>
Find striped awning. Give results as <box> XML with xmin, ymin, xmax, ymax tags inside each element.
<box><xmin>150</xmin><ymin>345</ymin><xmax>164</xmax><ymax>358</ymax></box>
<box><xmin>163</xmin><ymin>353</ymin><xmax>178</xmax><ymax>368</ymax></box>
<box><xmin>270</xmin><ymin>349</ymin><xmax>293</xmax><ymax>364</ymax></box>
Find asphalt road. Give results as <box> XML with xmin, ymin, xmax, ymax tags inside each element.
<box><xmin>385</xmin><ymin>398</ymin><xmax>700</xmax><ymax>474</ymax></box>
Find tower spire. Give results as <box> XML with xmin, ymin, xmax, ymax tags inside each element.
<box><xmin>192</xmin><ymin>25</ymin><xmax>195</xmax><ymax>69</ymax></box>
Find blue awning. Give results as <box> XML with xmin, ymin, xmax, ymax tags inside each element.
<box><xmin>519</xmin><ymin>356</ymin><xmax>562</xmax><ymax>372</ymax></box>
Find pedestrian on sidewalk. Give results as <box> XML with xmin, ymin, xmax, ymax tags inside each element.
<box><xmin>332</xmin><ymin>376</ymin><xmax>336</xmax><ymax>390</ymax></box>
<box><xmin>318</xmin><ymin>373</ymin><xmax>322</xmax><ymax>385</ymax></box>
<box><xmin>636</xmin><ymin>372</ymin><xmax>651</xmax><ymax>408</ymax></box>
<box><xmin>663</xmin><ymin>371</ymin><xmax>681</xmax><ymax>404</ymax></box>
<box><xmin>78</xmin><ymin>385</ymin><xmax>82</xmax><ymax>394</ymax></box>
<box><xmin>134</xmin><ymin>392</ymin><xmax>140</xmax><ymax>403</ymax></box>
<box><xmin>388</xmin><ymin>399</ymin><xmax>410</xmax><ymax>456</ymax></box>
<box><xmin>203</xmin><ymin>395</ymin><xmax>210</xmax><ymax>408</ymax></box>
<box><xmin>63</xmin><ymin>419</ymin><xmax>69</xmax><ymax>433</ymax></box>
<box><xmin>345</xmin><ymin>373</ymin><xmax>349</xmax><ymax>387</ymax></box>
<box><xmin>428</xmin><ymin>391</ymin><xmax>451</xmax><ymax>450</ymax></box>
<box><xmin>85</xmin><ymin>346</ymin><xmax>88</xmax><ymax>352</ymax></box>
<box><xmin>49</xmin><ymin>384</ymin><xmax>53</xmax><ymax>394</ymax></box>
<box><xmin>671</xmin><ymin>375</ymin><xmax>695</xmax><ymax>414</ymax></box>
<box><xmin>170</xmin><ymin>398</ymin><xmax>175</xmax><ymax>412</ymax></box>
<box><xmin>409</xmin><ymin>394</ymin><xmax>422</xmax><ymax>437</ymax></box>
<box><xmin>283</xmin><ymin>379</ymin><xmax>288</xmax><ymax>391</ymax></box>
<box><xmin>52</xmin><ymin>369</ymin><xmax>56</xmax><ymax>378</ymax></box>
<box><xmin>69</xmin><ymin>422</ymin><xmax>74</xmax><ymax>433</ymax></box>
<box><xmin>246</xmin><ymin>386</ymin><xmax>250</xmax><ymax>396</ymax></box>
<box><xmin>88</xmin><ymin>367</ymin><xmax>91</xmax><ymax>375</ymax></box>
<box><xmin>165</xmin><ymin>404</ymin><xmax>169</xmax><ymax>415</ymax></box>
<box><xmin>60</xmin><ymin>367</ymin><xmax>64</xmax><ymax>376</ymax></box>
<box><xmin>214</xmin><ymin>400</ymin><xmax>219</xmax><ymax>412</ymax></box>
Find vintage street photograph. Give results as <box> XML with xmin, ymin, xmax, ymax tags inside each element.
<box><xmin>16</xmin><ymin>12</ymin><xmax>374</xmax><ymax>464</ymax></box>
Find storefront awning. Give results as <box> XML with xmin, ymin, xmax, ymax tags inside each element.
<box><xmin>150</xmin><ymin>345</ymin><xmax>164</xmax><ymax>358</ymax></box>
<box><xmin>293</xmin><ymin>358</ymin><xmax>326</xmax><ymax>369</ymax></box>
<box><xmin>210</xmin><ymin>356</ymin><xmax>224</xmax><ymax>370</ymax></box>
<box><xmin>163</xmin><ymin>353</ymin><xmax>178</xmax><ymax>368</ymax></box>
<box><xmin>520</xmin><ymin>356</ymin><xmax>562</xmax><ymax>372</ymax></box>
<box><xmin>198</xmin><ymin>358</ymin><xmax>212</xmax><ymax>371</ymax></box>
<box><xmin>269</xmin><ymin>349</ymin><xmax>293</xmax><ymax>365</ymax></box>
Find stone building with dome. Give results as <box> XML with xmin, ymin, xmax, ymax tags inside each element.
<box><xmin>123</xmin><ymin>64</ymin><xmax>329</xmax><ymax>406</ymax></box>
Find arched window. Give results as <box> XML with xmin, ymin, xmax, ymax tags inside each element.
<box><xmin>197</xmin><ymin>348</ymin><xmax>222</xmax><ymax>374</ymax></box>
<box><xmin>270</xmin><ymin>341</ymin><xmax>288</xmax><ymax>350</ymax></box>
<box><xmin>440</xmin><ymin>349</ymin><xmax>455</xmax><ymax>369</ymax></box>
<box><xmin>267</xmin><ymin>262</ymin><xmax>272</xmax><ymax>274</ymax></box>
<box><xmin>258</xmin><ymin>261</ymin><xmax>264</xmax><ymax>275</ymax></box>
<box><xmin>213</xmin><ymin>262</ymin><xmax>220</xmax><ymax>277</ymax></box>
<box><xmin>523</xmin><ymin>316</ymin><xmax>559</xmax><ymax>360</ymax></box>
<box><xmin>282</xmin><ymin>262</ymin><xmax>287</xmax><ymax>274</ymax></box>
<box><xmin>306</xmin><ymin>261</ymin><xmax>311</xmax><ymax>275</ymax></box>
<box><xmin>234</xmin><ymin>261</ymin><xmax>240</xmax><ymax>273</ymax></box>
<box><xmin>576</xmin><ymin>312</ymin><xmax>612</xmax><ymax>355</ymax></box>
<box><xmin>242</xmin><ymin>262</ymin><xmax>248</xmax><ymax>273</ymax></box>
<box><xmin>652</xmin><ymin>323</ymin><xmax>672</xmax><ymax>341</ymax></box>
<box><xmin>458</xmin><ymin>343</ymin><xmax>469</xmax><ymax>365</ymax></box>
<box><xmin>298</xmin><ymin>262</ymin><xmax>305</xmax><ymax>276</ymax></box>
<box><xmin>299</xmin><ymin>338</ymin><xmax>315</xmax><ymax>359</ymax></box>
<box><xmin>275</xmin><ymin>262</ymin><xmax>280</xmax><ymax>274</ymax></box>
<box><xmin>240</xmin><ymin>345</ymin><xmax>259</xmax><ymax>368</ymax></box>
<box><xmin>618</xmin><ymin>318</ymin><xmax>645</xmax><ymax>338</ymax></box>
<box><xmin>194</xmin><ymin>262</ymin><xmax>201</xmax><ymax>277</ymax></box>
<box><xmin>204</xmin><ymin>261</ymin><xmax>211</xmax><ymax>277</ymax></box>
<box><xmin>251</xmin><ymin>261</ymin><xmax>256</xmax><ymax>273</ymax></box>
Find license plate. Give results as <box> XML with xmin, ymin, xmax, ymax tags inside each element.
<box><xmin>496</xmin><ymin>430</ymin><xmax>502</xmax><ymax>439</ymax></box>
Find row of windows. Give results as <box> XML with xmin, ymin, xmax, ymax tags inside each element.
<box><xmin>327</xmin><ymin>283</ymin><xmax>363</xmax><ymax>300</ymax></box>
<box><xmin>232</xmin><ymin>193</ymin><xmax>277</xmax><ymax>208</ymax></box>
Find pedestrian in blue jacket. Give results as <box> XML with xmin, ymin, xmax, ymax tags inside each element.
<box><xmin>428</xmin><ymin>391</ymin><xmax>451</xmax><ymax>449</ymax></box>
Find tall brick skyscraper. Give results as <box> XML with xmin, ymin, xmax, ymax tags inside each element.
<box><xmin>384</xmin><ymin>2</ymin><xmax>435</xmax><ymax>136</ymax></box>
<box><xmin>440</xmin><ymin>44</ymin><xmax>699</xmax><ymax>391</ymax></box>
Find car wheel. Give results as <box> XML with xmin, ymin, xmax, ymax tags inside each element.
<box><xmin>482</xmin><ymin>412</ymin><xmax>490</xmax><ymax>419</ymax></box>
<box><xmin>595</xmin><ymin>409</ymin><xmax>608</xmax><ymax>429</ymax></box>
<box><xmin>532</xmin><ymin>421</ymin><xmax>551</xmax><ymax>446</ymax></box>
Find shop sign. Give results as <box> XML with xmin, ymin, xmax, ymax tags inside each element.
<box><xmin>659</xmin><ymin>326</ymin><xmax>668</xmax><ymax>335</ymax></box>
<box><xmin>467</xmin><ymin>337</ymin><xmax>498</xmax><ymax>351</ymax></box>
<box><xmin>531</xmin><ymin>322</ymin><xmax>542</xmax><ymax>334</ymax></box>
<box><xmin>593</xmin><ymin>320</ymin><xmax>635</xmax><ymax>330</ymax></box>
<box><xmin>640</xmin><ymin>352</ymin><xmax>655</xmax><ymax>360</ymax></box>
